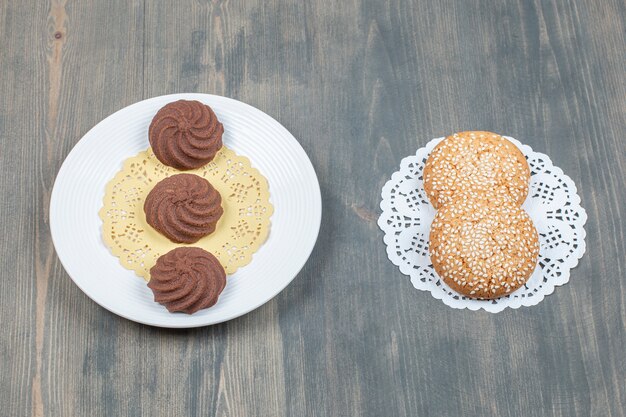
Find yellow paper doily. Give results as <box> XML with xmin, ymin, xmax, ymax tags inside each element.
<box><xmin>99</xmin><ymin>146</ymin><xmax>273</xmax><ymax>280</ymax></box>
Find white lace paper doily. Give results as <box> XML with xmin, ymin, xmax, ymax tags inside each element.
<box><xmin>378</xmin><ymin>137</ymin><xmax>587</xmax><ymax>312</ymax></box>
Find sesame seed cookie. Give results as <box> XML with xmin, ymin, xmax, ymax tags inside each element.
<box><xmin>429</xmin><ymin>191</ymin><xmax>540</xmax><ymax>299</ymax></box>
<box><xmin>423</xmin><ymin>131</ymin><xmax>530</xmax><ymax>209</ymax></box>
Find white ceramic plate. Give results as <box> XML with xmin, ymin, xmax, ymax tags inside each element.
<box><xmin>50</xmin><ymin>94</ymin><xmax>322</xmax><ymax>328</ymax></box>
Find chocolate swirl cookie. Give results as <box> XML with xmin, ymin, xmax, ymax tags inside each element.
<box><xmin>149</xmin><ymin>100</ymin><xmax>224</xmax><ymax>169</ymax></box>
<box><xmin>148</xmin><ymin>247</ymin><xmax>226</xmax><ymax>314</ymax></box>
<box><xmin>144</xmin><ymin>174</ymin><xmax>223</xmax><ymax>244</ymax></box>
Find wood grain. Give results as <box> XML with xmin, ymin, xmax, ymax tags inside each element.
<box><xmin>1</xmin><ymin>0</ymin><xmax>625</xmax><ymax>416</ymax></box>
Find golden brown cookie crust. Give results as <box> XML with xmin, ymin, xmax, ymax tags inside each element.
<box><xmin>423</xmin><ymin>131</ymin><xmax>530</xmax><ymax>209</ymax></box>
<box><xmin>429</xmin><ymin>191</ymin><xmax>539</xmax><ymax>299</ymax></box>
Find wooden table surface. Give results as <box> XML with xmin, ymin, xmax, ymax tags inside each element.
<box><xmin>1</xmin><ymin>0</ymin><xmax>625</xmax><ymax>416</ymax></box>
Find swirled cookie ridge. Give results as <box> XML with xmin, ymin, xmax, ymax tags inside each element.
<box><xmin>148</xmin><ymin>247</ymin><xmax>226</xmax><ymax>314</ymax></box>
<box><xmin>144</xmin><ymin>174</ymin><xmax>223</xmax><ymax>244</ymax></box>
<box><xmin>149</xmin><ymin>100</ymin><xmax>224</xmax><ymax>169</ymax></box>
